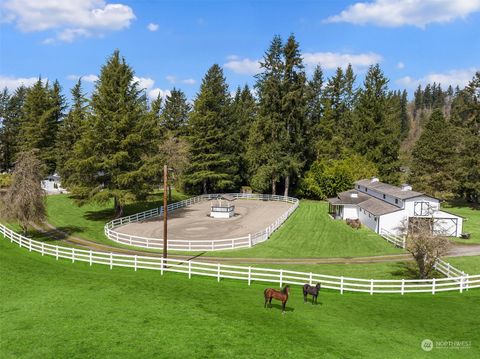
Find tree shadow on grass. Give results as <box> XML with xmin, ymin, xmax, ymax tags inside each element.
<box><xmin>389</xmin><ymin>261</ymin><xmax>420</xmax><ymax>279</ymax></box>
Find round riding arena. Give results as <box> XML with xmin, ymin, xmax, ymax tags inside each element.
<box><xmin>105</xmin><ymin>194</ymin><xmax>299</xmax><ymax>251</ymax></box>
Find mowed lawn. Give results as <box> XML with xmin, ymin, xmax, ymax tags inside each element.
<box><xmin>1</xmin><ymin>239</ymin><xmax>479</xmax><ymax>359</ymax></box>
<box><xmin>206</xmin><ymin>201</ymin><xmax>403</xmax><ymax>258</ymax></box>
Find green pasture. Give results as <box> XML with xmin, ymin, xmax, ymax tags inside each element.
<box><xmin>0</xmin><ymin>239</ymin><xmax>479</xmax><ymax>359</ymax></box>
<box><xmin>443</xmin><ymin>201</ymin><xmax>480</xmax><ymax>244</ymax></box>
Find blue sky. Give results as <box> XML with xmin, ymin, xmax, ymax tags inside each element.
<box><xmin>1</xmin><ymin>0</ymin><xmax>479</xmax><ymax>102</ymax></box>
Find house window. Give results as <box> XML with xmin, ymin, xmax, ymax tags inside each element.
<box><xmin>374</xmin><ymin>217</ymin><xmax>377</xmax><ymax>222</ymax></box>
<box><xmin>383</xmin><ymin>194</ymin><xmax>386</xmax><ymax>199</ymax></box>
<box><xmin>368</xmin><ymin>213</ymin><xmax>371</xmax><ymax>218</ymax></box>
<box><xmin>357</xmin><ymin>185</ymin><xmax>360</xmax><ymax>189</ymax></box>
<box><xmin>414</xmin><ymin>201</ymin><xmax>431</xmax><ymax>216</ymax></box>
<box><xmin>395</xmin><ymin>199</ymin><xmax>398</xmax><ymax>204</ymax></box>
<box><xmin>365</xmin><ymin>188</ymin><xmax>368</xmax><ymax>192</ymax></box>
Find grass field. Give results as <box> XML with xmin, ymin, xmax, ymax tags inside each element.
<box><xmin>446</xmin><ymin>256</ymin><xmax>480</xmax><ymax>274</ymax></box>
<box><xmin>443</xmin><ymin>201</ymin><xmax>480</xmax><ymax>244</ymax></box>
<box><xmin>1</xmin><ymin>238</ymin><xmax>479</xmax><ymax>358</ymax></box>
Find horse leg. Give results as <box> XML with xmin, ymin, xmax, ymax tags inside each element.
<box><xmin>282</xmin><ymin>300</ymin><xmax>286</xmax><ymax>314</ymax></box>
<box><xmin>264</xmin><ymin>296</ymin><xmax>267</xmax><ymax>308</ymax></box>
<box><xmin>269</xmin><ymin>297</ymin><xmax>272</xmax><ymax>308</ymax></box>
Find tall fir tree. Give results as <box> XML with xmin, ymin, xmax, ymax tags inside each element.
<box><xmin>305</xmin><ymin>65</ymin><xmax>324</xmax><ymax>166</ymax></box>
<box><xmin>410</xmin><ymin>109</ymin><xmax>458</xmax><ymax>196</ymax></box>
<box><xmin>160</xmin><ymin>88</ymin><xmax>191</xmax><ymax>138</ymax></box>
<box><xmin>19</xmin><ymin>78</ymin><xmax>63</xmax><ymax>173</ymax></box>
<box><xmin>247</xmin><ymin>35</ymin><xmax>286</xmax><ymax>194</ymax></box>
<box><xmin>56</xmin><ymin>79</ymin><xmax>88</xmax><ymax>179</ymax></box>
<box><xmin>185</xmin><ymin>64</ymin><xmax>236</xmax><ymax>193</ymax></box>
<box><xmin>399</xmin><ymin>89</ymin><xmax>409</xmax><ymax>139</ymax></box>
<box><xmin>352</xmin><ymin>64</ymin><xmax>401</xmax><ymax>184</ymax></box>
<box><xmin>64</xmin><ymin>50</ymin><xmax>155</xmax><ymax>216</ymax></box>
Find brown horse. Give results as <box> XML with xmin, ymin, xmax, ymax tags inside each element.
<box><xmin>303</xmin><ymin>283</ymin><xmax>321</xmax><ymax>304</ymax></box>
<box><xmin>264</xmin><ymin>285</ymin><xmax>290</xmax><ymax>314</ymax></box>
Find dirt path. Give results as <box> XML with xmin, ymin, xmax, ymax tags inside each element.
<box><xmin>30</xmin><ymin>222</ymin><xmax>480</xmax><ymax>265</ymax></box>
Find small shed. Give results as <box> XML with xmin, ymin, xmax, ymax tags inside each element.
<box><xmin>210</xmin><ymin>194</ymin><xmax>235</xmax><ymax>218</ymax></box>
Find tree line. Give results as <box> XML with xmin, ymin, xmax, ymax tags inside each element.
<box><xmin>1</xmin><ymin>35</ymin><xmax>479</xmax><ymax>215</ymax></box>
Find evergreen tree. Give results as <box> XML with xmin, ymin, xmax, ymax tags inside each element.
<box><xmin>450</xmin><ymin>72</ymin><xmax>480</xmax><ymax>203</ymax></box>
<box><xmin>399</xmin><ymin>89</ymin><xmax>409</xmax><ymax>139</ymax></box>
<box><xmin>231</xmin><ymin>85</ymin><xmax>256</xmax><ymax>185</ymax></box>
<box><xmin>247</xmin><ymin>35</ymin><xmax>286</xmax><ymax>194</ymax></box>
<box><xmin>19</xmin><ymin>78</ymin><xmax>62</xmax><ymax>173</ymax></box>
<box><xmin>280</xmin><ymin>34</ymin><xmax>307</xmax><ymax>196</ymax></box>
<box><xmin>0</xmin><ymin>88</ymin><xmax>11</xmax><ymax>171</ymax></box>
<box><xmin>305</xmin><ymin>65</ymin><xmax>323</xmax><ymax>165</ymax></box>
<box><xmin>64</xmin><ymin>50</ymin><xmax>155</xmax><ymax>216</ymax></box>
<box><xmin>410</xmin><ymin>109</ymin><xmax>458</xmax><ymax>196</ymax></box>
<box><xmin>184</xmin><ymin>64</ymin><xmax>236</xmax><ymax>193</ymax></box>
<box><xmin>160</xmin><ymin>88</ymin><xmax>191</xmax><ymax>137</ymax></box>
<box><xmin>352</xmin><ymin>64</ymin><xmax>401</xmax><ymax>184</ymax></box>
<box><xmin>56</xmin><ymin>79</ymin><xmax>88</xmax><ymax>179</ymax></box>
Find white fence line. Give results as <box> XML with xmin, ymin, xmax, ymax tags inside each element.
<box><xmin>104</xmin><ymin>193</ymin><xmax>299</xmax><ymax>251</ymax></box>
<box><xmin>1</xmin><ymin>224</ymin><xmax>478</xmax><ymax>295</ymax></box>
<box><xmin>380</xmin><ymin>229</ymin><xmax>406</xmax><ymax>248</ymax></box>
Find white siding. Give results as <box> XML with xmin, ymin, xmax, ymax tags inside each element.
<box><xmin>404</xmin><ymin>196</ymin><xmax>439</xmax><ymax>217</ymax></box>
<box><xmin>342</xmin><ymin>205</ymin><xmax>358</xmax><ymax>220</ymax></box>
<box><xmin>433</xmin><ymin>211</ymin><xmax>463</xmax><ymax>237</ymax></box>
<box><xmin>378</xmin><ymin>211</ymin><xmax>407</xmax><ymax>235</ymax></box>
<box><xmin>358</xmin><ymin>208</ymin><xmax>379</xmax><ymax>233</ymax></box>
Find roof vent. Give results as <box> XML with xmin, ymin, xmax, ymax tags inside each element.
<box><xmin>401</xmin><ymin>184</ymin><xmax>412</xmax><ymax>191</ymax></box>
<box><xmin>351</xmin><ymin>192</ymin><xmax>358</xmax><ymax>198</ymax></box>
<box><xmin>371</xmin><ymin>177</ymin><xmax>379</xmax><ymax>183</ymax></box>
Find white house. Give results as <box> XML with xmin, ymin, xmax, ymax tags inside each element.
<box><xmin>327</xmin><ymin>178</ymin><xmax>463</xmax><ymax>237</ymax></box>
<box><xmin>41</xmin><ymin>173</ymin><xmax>67</xmax><ymax>194</ymax></box>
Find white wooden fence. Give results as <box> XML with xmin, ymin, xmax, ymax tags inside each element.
<box><xmin>104</xmin><ymin>193</ymin><xmax>299</xmax><ymax>251</ymax></box>
<box><xmin>380</xmin><ymin>229</ymin><xmax>406</xmax><ymax>248</ymax></box>
<box><xmin>2</xmin><ymin>224</ymin><xmax>479</xmax><ymax>295</ymax></box>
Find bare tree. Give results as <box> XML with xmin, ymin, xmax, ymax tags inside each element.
<box><xmin>0</xmin><ymin>150</ymin><xmax>46</xmax><ymax>234</ymax></box>
<box><xmin>159</xmin><ymin>132</ymin><xmax>190</xmax><ymax>201</ymax></box>
<box><xmin>405</xmin><ymin>218</ymin><xmax>451</xmax><ymax>279</ymax></box>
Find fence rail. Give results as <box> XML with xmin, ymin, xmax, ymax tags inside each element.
<box><xmin>104</xmin><ymin>193</ymin><xmax>299</xmax><ymax>251</ymax></box>
<box><xmin>380</xmin><ymin>229</ymin><xmax>406</xmax><ymax>248</ymax></box>
<box><xmin>1</xmin><ymin>224</ymin><xmax>479</xmax><ymax>295</ymax></box>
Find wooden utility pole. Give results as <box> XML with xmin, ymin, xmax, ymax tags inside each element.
<box><xmin>163</xmin><ymin>164</ymin><xmax>168</xmax><ymax>258</ymax></box>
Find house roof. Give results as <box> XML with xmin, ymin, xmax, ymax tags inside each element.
<box><xmin>215</xmin><ymin>194</ymin><xmax>235</xmax><ymax>201</ymax></box>
<box><xmin>357</xmin><ymin>197</ymin><xmax>402</xmax><ymax>216</ymax></box>
<box><xmin>354</xmin><ymin>179</ymin><xmax>425</xmax><ymax>199</ymax></box>
<box><xmin>327</xmin><ymin>190</ymin><xmax>370</xmax><ymax>205</ymax></box>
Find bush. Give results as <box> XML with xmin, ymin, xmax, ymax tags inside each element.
<box><xmin>0</xmin><ymin>174</ymin><xmax>13</xmax><ymax>188</ymax></box>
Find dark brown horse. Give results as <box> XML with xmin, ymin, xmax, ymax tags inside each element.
<box><xmin>264</xmin><ymin>285</ymin><xmax>290</xmax><ymax>314</ymax></box>
<box><xmin>303</xmin><ymin>283</ymin><xmax>321</xmax><ymax>304</ymax></box>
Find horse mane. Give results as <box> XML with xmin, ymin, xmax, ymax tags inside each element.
<box><xmin>281</xmin><ymin>285</ymin><xmax>290</xmax><ymax>294</ymax></box>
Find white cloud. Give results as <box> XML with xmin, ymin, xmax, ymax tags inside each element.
<box><xmin>396</xmin><ymin>68</ymin><xmax>478</xmax><ymax>89</ymax></box>
<box><xmin>224</xmin><ymin>57</ymin><xmax>261</xmax><ymax>75</ymax></box>
<box><xmin>133</xmin><ymin>76</ymin><xmax>155</xmax><ymax>91</ymax></box>
<box><xmin>147</xmin><ymin>23</ymin><xmax>159</xmax><ymax>32</ymax></box>
<box><xmin>324</xmin><ymin>0</ymin><xmax>480</xmax><ymax>28</ymax></box>
<box><xmin>0</xmin><ymin>75</ymin><xmax>39</xmax><ymax>90</ymax></box>
<box><xmin>302</xmin><ymin>52</ymin><xmax>382</xmax><ymax>70</ymax></box>
<box><xmin>132</xmin><ymin>76</ymin><xmax>170</xmax><ymax>99</ymax></box>
<box><xmin>397</xmin><ymin>61</ymin><xmax>405</xmax><ymax>69</ymax></box>
<box><xmin>2</xmin><ymin>0</ymin><xmax>136</xmax><ymax>42</ymax></box>
<box><xmin>67</xmin><ymin>74</ymin><xmax>99</xmax><ymax>83</ymax></box>
<box><xmin>165</xmin><ymin>75</ymin><xmax>195</xmax><ymax>85</ymax></box>
<box><xmin>148</xmin><ymin>88</ymin><xmax>171</xmax><ymax>100</ymax></box>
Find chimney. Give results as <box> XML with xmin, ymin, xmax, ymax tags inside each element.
<box><xmin>371</xmin><ymin>177</ymin><xmax>379</xmax><ymax>183</ymax></box>
<box><xmin>351</xmin><ymin>192</ymin><xmax>358</xmax><ymax>198</ymax></box>
<box><xmin>401</xmin><ymin>184</ymin><xmax>412</xmax><ymax>191</ymax></box>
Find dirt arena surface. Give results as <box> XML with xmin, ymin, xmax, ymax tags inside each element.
<box><xmin>115</xmin><ymin>199</ymin><xmax>293</xmax><ymax>240</ymax></box>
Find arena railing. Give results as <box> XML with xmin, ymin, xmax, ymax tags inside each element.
<box><xmin>1</xmin><ymin>223</ymin><xmax>478</xmax><ymax>295</ymax></box>
<box><xmin>104</xmin><ymin>193</ymin><xmax>300</xmax><ymax>251</ymax></box>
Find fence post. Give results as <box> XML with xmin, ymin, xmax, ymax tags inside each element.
<box><xmin>340</xmin><ymin>276</ymin><xmax>344</xmax><ymax>294</ymax></box>
<box><xmin>460</xmin><ymin>275</ymin><xmax>464</xmax><ymax>293</ymax></box>
<box><xmin>370</xmin><ymin>279</ymin><xmax>374</xmax><ymax>295</ymax></box>
<box><xmin>279</xmin><ymin>270</ymin><xmax>283</xmax><ymax>288</ymax></box>
<box><xmin>160</xmin><ymin>257</ymin><xmax>164</xmax><ymax>275</ymax></box>
<box><xmin>41</xmin><ymin>242</ymin><xmax>44</xmax><ymax>256</ymax></box>
<box><xmin>309</xmin><ymin>272</ymin><xmax>313</xmax><ymax>286</ymax></box>
<box><xmin>90</xmin><ymin>250</ymin><xmax>93</xmax><ymax>266</ymax></box>
<box><xmin>29</xmin><ymin>239</ymin><xmax>32</xmax><ymax>252</ymax></box>
<box><xmin>56</xmin><ymin>246</ymin><xmax>59</xmax><ymax>260</ymax></box>
<box><xmin>447</xmin><ymin>262</ymin><xmax>451</xmax><ymax>277</ymax></box>
<box><xmin>231</xmin><ymin>239</ymin><xmax>234</xmax><ymax>249</ymax></box>
<box><xmin>248</xmin><ymin>234</ymin><xmax>252</xmax><ymax>248</ymax></box>
<box><xmin>248</xmin><ymin>266</ymin><xmax>251</xmax><ymax>286</ymax></box>
<box><xmin>110</xmin><ymin>252</ymin><xmax>113</xmax><ymax>269</ymax></box>
<box><xmin>217</xmin><ymin>263</ymin><xmax>221</xmax><ymax>282</ymax></box>
<box><xmin>188</xmin><ymin>261</ymin><xmax>191</xmax><ymax>279</ymax></box>
<box><xmin>72</xmin><ymin>248</ymin><xmax>75</xmax><ymax>263</ymax></box>
<box><xmin>134</xmin><ymin>255</ymin><xmax>137</xmax><ymax>271</ymax></box>
<box><xmin>401</xmin><ymin>279</ymin><xmax>405</xmax><ymax>295</ymax></box>
<box><xmin>466</xmin><ymin>274</ymin><xmax>469</xmax><ymax>291</ymax></box>
<box><xmin>432</xmin><ymin>278</ymin><xmax>436</xmax><ymax>295</ymax></box>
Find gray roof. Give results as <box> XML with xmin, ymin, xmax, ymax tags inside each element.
<box><xmin>354</xmin><ymin>179</ymin><xmax>425</xmax><ymax>199</ymax></box>
<box><xmin>327</xmin><ymin>190</ymin><xmax>370</xmax><ymax>205</ymax></box>
<box><xmin>215</xmin><ymin>194</ymin><xmax>235</xmax><ymax>201</ymax></box>
<box><xmin>357</xmin><ymin>197</ymin><xmax>401</xmax><ymax>216</ymax></box>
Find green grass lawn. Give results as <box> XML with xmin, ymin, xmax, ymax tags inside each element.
<box><xmin>443</xmin><ymin>201</ymin><xmax>480</xmax><ymax>244</ymax></box>
<box><xmin>1</xmin><ymin>239</ymin><xmax>479</xmax><ymax>359</ymax></box>
<box><xmin>446</xmin><ymin>256</ymin><xmax>480</xmax><ymax>274</ymax></box>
